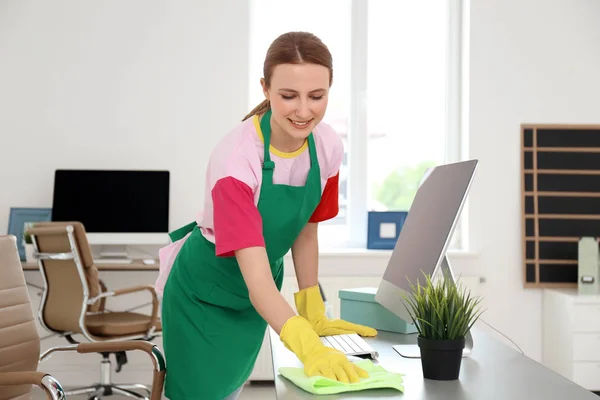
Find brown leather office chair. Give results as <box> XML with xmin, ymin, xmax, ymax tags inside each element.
<box><xmin>0</xmin><ymin>234</ymin><xmax>166</xmax><ymax>400</ymax></box>
<box><xmin>25</xmin><ymin>223</ymin><xmax>164</xmax><ymax>399</ymax></box>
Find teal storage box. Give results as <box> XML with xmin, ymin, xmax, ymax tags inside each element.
<box><xmin>339</xmin><ymin>287</ymin><xmax>417</xmax><ymax>334</ymax></box>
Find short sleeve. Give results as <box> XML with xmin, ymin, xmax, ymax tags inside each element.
<box><xmin>208</xmin><ymin>134</ymin><xmax>265</xmax><ymax>257</ymax></box>
<box><xmin>309</xmin><ymin>126</ymin><xmax>344</xmax><ymax>223</ymax></box>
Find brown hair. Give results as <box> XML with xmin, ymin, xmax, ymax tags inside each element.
<box><xmin>242</xmin><ymin>31</ymin><xmax>333</xmax><ymax>121</ymax></box>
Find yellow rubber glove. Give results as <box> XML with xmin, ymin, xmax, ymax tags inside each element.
<box><xmin>295</xmin><ymin>285</ymin><xmax>378</xmax><ymax>337</ymax></box>
<box><xmin>280</xmin><ymin>315</ymin><xmax>369</xmax><ymax>383</ymax></box>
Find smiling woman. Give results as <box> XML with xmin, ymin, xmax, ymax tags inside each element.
<box><xmin>157</xmin><ymin>31</ymin><xmax>376</xmax><ymax>400</ymax></box>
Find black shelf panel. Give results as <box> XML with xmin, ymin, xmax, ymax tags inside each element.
<box><xmin>525</xmin><ymin>196</ymin><xmax>534</xmax><ymax>214</ymax></box>
<box><xmin>538</xmin><ymin>241</ymin><xmax>579</xmax><ymax>260</ymax></box>
<box><xmin>538</xmin><ymin>196</ymin><xmax>600</xmax><ymax>215</ymax></box>
<box><xmin>525</xmin><ymin>240</ymin><xmax>535</xmax><ymax>259</ymax></box>
<box><xmin>524</xmin><ymin>152</ymin><xmax>533</xmax><ymax>169</ymax></box>
<box><xmin>523</xmin><ymin>129</ymin><xmax>534</xmax><ymax>147</ymax></box>
<box><xmin>525</xmin><ymin>174</ymin><xmax>534</xmax><ymax>191</ymax></box>
<box><xmin>525</xmin><ymin>218</ymin><xmax>535</xmax><ymax>236</ymax></box>
<box><xmin>539</xmin><ymin>263</ymin><xmax>578</xmax><ymax>283</ymax></box>
<box><xmin>538</xmin><ymin>152</ymin><xmax>600</xmax><ymax>170</ymax></box>
<box><xmin>539</xmin><ymin>219</ymin><xmax>600</xmax><ymax>237</ymax></box>
<box><xmin>537</xmin><ymin>129</ymin><xmax>600</xmax><ymax>147</ymax></box>
<box><xmin>538</xmin><ymin>174</ymin><xmax>600</xmax><ymax>192</ymax></box>
<box><xmin>526</xmin><ymin>263</ymin><xmax>536</xmax><ymax>283</ymax></box>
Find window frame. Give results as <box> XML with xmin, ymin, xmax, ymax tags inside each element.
<box><xmin>318</xmin><ymin>0</ymin><xmax>466</xmax><ymax>250</ymax></box>
<box><xmin>247</xmin><ymin>0</ymin><xmax>467</xmax><ymax>250</ymax></box>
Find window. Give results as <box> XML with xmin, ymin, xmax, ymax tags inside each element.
<box><xmin>249</xmin><ymin>0</ymin><xmax>464</xmax><ymax>249</ymax></box>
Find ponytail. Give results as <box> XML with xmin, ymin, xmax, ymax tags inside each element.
<box><xmin>242</xmin><ymin>99</ymin><xmax>270</xmax><ymax>121</ymax></box>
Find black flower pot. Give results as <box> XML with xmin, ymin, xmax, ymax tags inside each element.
<box><xmin>417</xmin><ymin>336</ymin><xmax>465</xmax><ymax>380</ymax></box>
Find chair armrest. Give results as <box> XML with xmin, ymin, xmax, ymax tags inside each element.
<box><xmin>112</xmin><ymin>285</ymin><xmax>160</xmax><ymax>334</ymax></box>
<box><xmin>40</xmin><ymin>341</ymin><xmax>165</xmax><ymax>400</ymax></box>
<box><xmin>0</xmin><ymin>372</ymin><xmax>65</xmax><ymax>400</ymax></box>
<box><xmin>77</xmin><ymin>340</ymin><xmax>161</xmax><ymax>362</ymax></box>
<box><xmin>98</xmin><ymin>279</ymin><xmax>108</xmax><ymax>312</ymax></box>
<box><xmin>88</xmin><ymin>284</ymin><xmax>160</xmax><ymax>335</ymax></box>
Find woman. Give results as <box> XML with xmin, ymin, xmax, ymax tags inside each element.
<box><xmin>157</xmin><ymin>31</ymin><xmax>377</xmax><ymax>400</ymax></box>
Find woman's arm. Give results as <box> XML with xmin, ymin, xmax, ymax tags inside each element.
<box><xmin>291</xmin><ymin>222</ymin><xmax>319</xmax><ymax>290</ymax></box>
<box><xmin>236</xmin><ymin>246</ymin><xmax>371</xmax><ymax>384</ymax></box>
<box><xmin>236</xmin><ymin>246</ymin><xmax>296</xmax><ymax>334</ymax></box>
<box><xmin>290</xmin><ymin>222</ymin><xmax>378</xmax><ymax>338</ymax></box>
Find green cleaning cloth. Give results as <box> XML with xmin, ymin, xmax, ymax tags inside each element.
<box><xmin>278</xmin><ymin>359</ymin><xmax>404</xmax><ymax>395</ymax></box>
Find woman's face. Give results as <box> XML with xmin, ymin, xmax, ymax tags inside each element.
<box><xmin>262</xmin><ymin>63</ymin><xmax>330</xmax><ymax>141</ymax></box>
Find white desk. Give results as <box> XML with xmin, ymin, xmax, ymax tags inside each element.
<box><xmin>22</xmin><ymin>260</ymin><xmax>159</xmax><ymax>271</ymax></box>
<box><xmin>270</xmin><ymin>327</ymin><xmax>599</xmax><ymax>399</ymax></box>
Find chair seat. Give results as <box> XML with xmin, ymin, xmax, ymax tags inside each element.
<box><xmin>86</xmin><ymin>312</ymin><xmax>162</xmax><ymax>337</ymax></box>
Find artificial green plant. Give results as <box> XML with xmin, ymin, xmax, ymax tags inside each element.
<box><xmin>402</xmin><ymin>272</ymin><xmax>484</xmax><ymax>340</ymax></box>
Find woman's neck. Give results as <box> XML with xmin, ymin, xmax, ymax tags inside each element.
<box><xmin>268</xmin><ymin>116</ymin><xmax>306</xmax><ymax>153</ymax></box>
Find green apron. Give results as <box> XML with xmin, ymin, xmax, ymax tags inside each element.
<box><xmin>161</xmin><ymin>110</ymin><xmax>322</xmax><ymax>399</ymax></box>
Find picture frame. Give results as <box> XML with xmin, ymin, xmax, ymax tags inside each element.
<box><xmin>7</xmin><ymin>207</ymin><xmax>52</xmax><ymax>261</ymax></box>
<box><xmin>366</xmin><ymin>211</ymin><xmax>408</xmax><ymax>250</ymax></box>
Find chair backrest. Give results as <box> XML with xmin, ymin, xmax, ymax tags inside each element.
<box><xmin>0</xmin><ymin>235</ymin><xmax>41</xmax><ymax>400</ymax></box>
<box><xmin>27</xmin><ymin>222</ymin><xmax>102</xmax><ymax>336</ymax></box>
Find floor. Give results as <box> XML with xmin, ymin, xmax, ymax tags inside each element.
<box><xmin>32</xmin><ymin>381</ymin><xmax>276</xmax><ymax>399</ymax></box>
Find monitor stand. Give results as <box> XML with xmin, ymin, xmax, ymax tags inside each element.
<box><xmin>392</xmin><ymin>255</ymin><xmax>474</xmax><ymax>359</ymax></box>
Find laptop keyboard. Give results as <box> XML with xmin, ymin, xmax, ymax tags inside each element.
<box><xmin>320</xmin><ymin>333</ymin><xmax>379</xmax><ymax>359</ymax></box>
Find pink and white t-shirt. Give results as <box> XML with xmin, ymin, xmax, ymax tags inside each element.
<box><xmin>155</xmin><ymin>114</ymin><xmax>343</xmax><ymax>297</ymax></box>
<box><xmin>196</xmin><ymin>114</ymin><xmax>344</xmax><ymax>257</ymax></box>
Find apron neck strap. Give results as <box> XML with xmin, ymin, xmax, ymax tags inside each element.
<box><xmin>260</xmin><ymin>109</ymin><xmax>275</xmax><ymax>170</ymax></box>
<box><xmin>307</xmin><ymin>133</ymin><xmax>317</xmax><ymax>167</ymax></box>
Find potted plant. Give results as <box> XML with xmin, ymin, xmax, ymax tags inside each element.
<box><xmin>402</xmin><ymin>272</ymin><xmax>484</xmax><ymax>381</ymax></box>
<box><xmin>22</xmin><ymin>224</ymin><xmax>35</xmax><ymax>263</ymax></box>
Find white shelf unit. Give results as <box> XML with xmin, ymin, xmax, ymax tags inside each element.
<box><xmin>542</xmin><ymin>288</ymin><xmax>600</xmax><ymax>391</ymax></box>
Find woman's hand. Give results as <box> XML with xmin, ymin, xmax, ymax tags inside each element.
<box><xmin>290</xmin><ymin>224</ymin><xmax>376</xmax><ymax>336</ymax></box>
<box><xmin>295</xmin><ymin>285</ymin><xmax>378</xmax><ymax>337</ymax></box>
<box><xmin>279</xmin><ymin>315</ymin><xmax>369</xmax><ymax>383</ymax></box>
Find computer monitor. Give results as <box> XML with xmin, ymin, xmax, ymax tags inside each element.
<box><xmin>51</xmin><ymin>169</ymin><xmax>170</xmax><ymax>247</ymax></box>
<box><xmin>374</xmin><ymin>159</ymin><xmax>478</xmax><ymax>357</ymax></box>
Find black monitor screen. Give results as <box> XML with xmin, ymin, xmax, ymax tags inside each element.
<box><xmin>51</xmin><ymin>170</ymin><xmax>170</xmax><ymax>233</ymax></box>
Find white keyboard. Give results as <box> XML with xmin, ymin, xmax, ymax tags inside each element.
<box><xmin>93</xmin><ymin>258</ymin><xmax>133</xmax><ymax>264</ymax></box>
<box><xmin>321</xmin><ymin>333</ymin><xmax>379</xmax><ymax>360</ymax></box>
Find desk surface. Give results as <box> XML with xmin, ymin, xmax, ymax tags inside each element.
<box><xmin>270</xmin><ymin>328</ymin><xmax>597</xmax><ymax>399</ymax></box>
<box><xmin>21</xmin><ymin>261</ymin><xmax>159</xmax><ymax>271</ymax></box>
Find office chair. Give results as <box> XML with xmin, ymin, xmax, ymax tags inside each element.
<box><xmin>26</xmin><ymin>222</ymin><xmax>164</xmax><ymax>399</ymax></box>
<box><xmin>0</xmin><ymin>234</ymin><xmax>166</xmax><ymax>400</ymax></box>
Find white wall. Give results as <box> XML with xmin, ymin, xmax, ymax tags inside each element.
<box><xmin>0</xmin><ymin>0</ymin><xmax>250</xmax><ymax>232</ymax></box>
<box><xmin>466</xmin><ymin>0</ymin><xmax>600</xmax><ymax>361</ymax></box>
<box><xmin>1</xmin><ymin>0</ymin><xmax>599</xmax><ymax>380</ymax></box>
<box><xmin>0</xmin><ymin>0</ymin><xmax>251</xmax><ymax>387</ymax></box>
